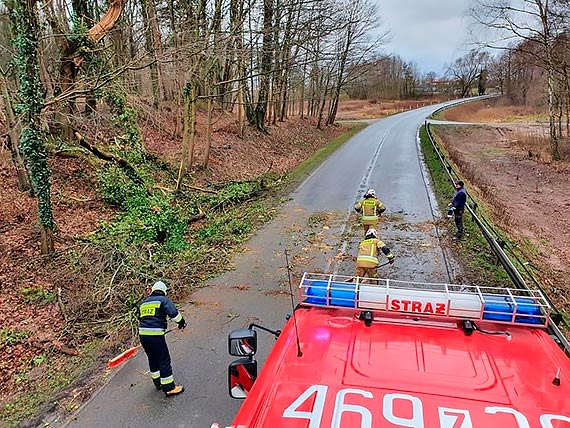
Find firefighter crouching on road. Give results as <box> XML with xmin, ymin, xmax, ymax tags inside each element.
<box><xmin>354</xmin><ymin>189</ymin><xmax>386</xmax><ymax>233</ymax></box>
<box><xmin>354</xmin><ymin>228</ymin><xmax>395</xmax><ymax>283</ymax></box>
<box><xmin>139</xmin><ymin>281</ymin><xmax>186</xmax><ymax>397</ymax></box>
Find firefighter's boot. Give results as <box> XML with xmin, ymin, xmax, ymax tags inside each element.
<box><xmin>153</xmin><ymin>378</ymin><xmax>162</xmax><ymax>391</ymax></box>
<box><xmin>164</xmin><ymin>384</ymin><xmax>184</xmax><ymax>397</ymax></box>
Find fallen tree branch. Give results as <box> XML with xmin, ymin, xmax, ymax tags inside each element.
<box><xmin>264</xmin><ymin>159</ymin><xmax>273</xmax><ymax>175</ymax></box>
<box><xmin>181</xmin><ymin>182</ymin><xmax>217</xmax><ymax>194</ymax></box>
<box><xmin>74</xmin><ymin>131</ymin><xmax>143</xmax><ymax>184</ymax></box>
<box><xmin>188</xmin><ymin>208</ymin><xmax>205</xmax><ymax>223</ymax></box>
<box><xmin>31</xmin><ymin>338</ymin><xmax>79</xmax><ymax>356</ymax></box>
<box><xmin>154</xmin><ymin>185</ymin><xmax>173</xmax><ymax>194</ymax></box>
<box><xmin>51</xmin><ymin>148</ymin><xmax>87</xmax><ymax>158</ymax></box>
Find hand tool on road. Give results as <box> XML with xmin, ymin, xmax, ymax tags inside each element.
<box><xmin>108</xmin><ymin>329</ymin><xmax>174</xmax><ymax>369</ymax></box>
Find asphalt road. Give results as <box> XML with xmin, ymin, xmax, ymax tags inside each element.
<box><xmin>48</xmin><ymin>99</ymin><xmax>468</xmax><ymax>428</ymax></box>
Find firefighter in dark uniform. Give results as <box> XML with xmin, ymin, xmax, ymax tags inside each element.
<box><xmin>448</xmin><ymin>180</ymin><xmax>467</xmax><ymax>239</ymax></box>
<box><xmin>139</xmin><ymin>281</ymin><xmax>185</xmax><ymax>396</ymax></box>
<box><xmin>354</xmin><ymin>189</ymin><xmax>386</xmax><ymax>233</ymax></box>
<box><xmin>354</xmin><ymin>228</ymin><xmax>395</xmax><ymax>283</ymax></box>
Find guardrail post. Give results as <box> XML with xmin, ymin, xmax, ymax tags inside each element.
<box><xmin>422</xmin><ymin>115</ymin><xmax>570</xmax><ymax>355</ymax></box>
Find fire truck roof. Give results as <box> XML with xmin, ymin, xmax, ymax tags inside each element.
<box><xmin>232</xmin><ymin>305</ymin><xmax>570</xmax><ymax>427</ymax></box>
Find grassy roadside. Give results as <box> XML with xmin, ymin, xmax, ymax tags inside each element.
<box><xmin>422</xmin><ymin>125</ymin><xmax>570</xmax><ymax>331</ymax></box>
<box><xmin>428</xmin><ymin>109</ymin><xmax>447</xmax><ymax>121</ymax></box>
<box><xmin>284</xmin><ymin>122</ymin><xmax>367</xmax><ymax>191</ymax></box>
<box><xmin>0</xmin><ymin>124</ymin><xmax>364</xmax><ymax>428</ymax></box>
<box><xmin>419</xmin><ymin>125</ymin><xmax>512</xmax><ymax>286</ymax></box>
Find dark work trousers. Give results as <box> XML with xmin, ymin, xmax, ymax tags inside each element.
<box><xmin>454</xmin><ymin>209</ymin><xmax>464</xmax><ymax>238</ymax></box>
<box><xmin>139</xmin><ymin>335</ymin><xmax>174</xmax><ymax>392</ymax></box>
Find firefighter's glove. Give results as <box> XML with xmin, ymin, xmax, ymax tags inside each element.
<box><xmin>387</xmin><ymin>254</ymin><xmax>395</xmax><ymax>264</ymax></box>
<box><xmin>177</xmin><ymin>318</ymin><xmax>187</xmax><ymax>329</ymax></box>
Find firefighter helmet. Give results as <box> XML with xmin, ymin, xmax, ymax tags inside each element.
<box><xmin>365</xmin><ymin>228</ymin><xmax>378</xmax><ymax>239</ymax></box>
<box><xmin>151</xmin><ymin>281</ymin><xmax>168</xmax><ymax>294</ymax></box>
<box><xmin>366</xmin><ymin>189</ymin><xmax>376</xmax><ymax>197</ymax></box>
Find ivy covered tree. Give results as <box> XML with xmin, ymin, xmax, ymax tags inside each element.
<box><xmin>9</xmin><ymin>0</ymin><xmax>55</xmax><ymax>254</ymax></box>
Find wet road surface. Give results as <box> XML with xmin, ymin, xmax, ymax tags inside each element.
<box><xmin>50</xmin><ymin>99</ymin><xmax>469</xmax><ymax>428</ymax></box>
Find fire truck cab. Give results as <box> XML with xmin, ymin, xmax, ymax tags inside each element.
<box><xmin>223</xmin><ymin>273</ymin><xmax>570</xmax><ymax>428</ymax></box>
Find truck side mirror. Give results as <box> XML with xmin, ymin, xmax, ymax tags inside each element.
<box><xmin>228</xmin><ymin>358</ymin><xmax>258</xmax><ymax>399</ymax></box>
<box><xmin>229</xmin><ymin>328</ymin><xmax>257</xmax><ymax>356</ymax></box>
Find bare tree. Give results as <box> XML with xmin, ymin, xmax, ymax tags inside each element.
<box><xmin>326</xmin><ymin>0</ymin><xmax>384</xmax><ymax>125</ymax></box>
<box><xmin>471</xmin><ymin>0</ymin><xmax>567</xmax><ymax>159</ymax></box>
<box><xmin>446</xmin><ymin>49</ymin><xmax>489</xmax><ymax>98</ymax></box>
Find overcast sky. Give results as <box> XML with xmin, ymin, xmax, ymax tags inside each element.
<box><xmin>378</xmin><ymin>0</ymin><xmax>473</xmax><ymax>76</ymax></box>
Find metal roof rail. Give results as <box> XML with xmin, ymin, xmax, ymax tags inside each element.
<box><xmin>299</xmin><ymin>273</ymin><xmax>551</xmax><ymax>328</ymax></box>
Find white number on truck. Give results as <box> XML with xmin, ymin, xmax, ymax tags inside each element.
<box><xmin>332</xmin><ymin>389</ymin><xmax>373</xmax><ymax>428</ymax></box>
<box><xmin>282</xmin><ymin>385</ymin><xmax>328</xmax><ymax>428</ymax></box>
<box><xmin>281</xmin><ymin>385</ymin><xmax>569</xmax><ymax>428</ymax></box>
<box><xmin>438</xmin><ymin>408</ymin><xmax>473</xmax><ymax>428</ymax></box>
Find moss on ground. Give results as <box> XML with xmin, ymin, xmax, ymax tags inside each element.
<box><xmin>0</xmin><ymin>124</ymin><xmax>364</xmax><ymax>427</ymax></box>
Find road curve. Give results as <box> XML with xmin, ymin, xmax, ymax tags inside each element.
<box><xmin>49</xmin><ymin>98</ymin><xmax>470</xmax><ymax>428</ymax></box>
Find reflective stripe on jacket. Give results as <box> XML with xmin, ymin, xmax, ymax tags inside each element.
<box><xmin>139</xmin><ymin>293</ymin><xmax>182</xmax><ymax>336</ymax></box>
<box><xmin>356</xmin><ymin>238</ymin><xmax>380</xmax><ymax>267</ymax></box>
<box><xmin>354</xmin><ymin>198</ymin><xmax>385</xmax><ymax>224</ymax></box>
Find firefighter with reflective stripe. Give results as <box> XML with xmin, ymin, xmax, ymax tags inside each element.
<box><xmin>355</xmin><ymin>228</ymin><xmax>395</xmax><ymax>282</ymax></box>
<box><xmin>139</xmin><ymin>281</ymin><xmax>186</xmax><ymax>396</ymax></box>
<box><xmin>354</xmin><ymin>189</ymin><xmax>386</xmax><ymax>233</ymax></box>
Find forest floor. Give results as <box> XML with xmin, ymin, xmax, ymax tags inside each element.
<box><xmin>0</xmin><ymin>103</ymin><xmax>356</xmax><ymax>425</ymax></box>
<box><xmin>432</xmin><ymin>97</ymin><xmax>570</xmax><ymax>317</ymax></box>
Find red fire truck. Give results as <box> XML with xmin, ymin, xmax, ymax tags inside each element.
<box><xmin>220</xmin><ymin>273</ymin><xmax>570</xmax><ymax>428</ymax></box>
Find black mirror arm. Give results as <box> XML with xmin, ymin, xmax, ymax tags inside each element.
<box><xmin>249</xmin><ymin>323</ymin><xmax>281</xmax><ymax>338</ymax></box>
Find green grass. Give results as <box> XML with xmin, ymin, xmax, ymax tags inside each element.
<box><xmin>21</xmin><ymin>287</ymin><xmax>56</xmax><ymax>305</ymax></box>
<box><xmin>0</xmin><ymin>328</ymin><xmax>32</xmax><ymax>347</ymax></box>
<box><xmin>419</xmin><ymin>126</ymin><xmax>511</xmax><ymax>286</ymax></box>
<box><xmin>284</xmin><ymin>123</ymin><xmax>367</xmax><ymax>190</ymax></box>
<box><xmin>1</xmin><ymin>123</ymin><xmax>367</xmax><ymax>427</ymax></box>
<box><xmin>0</xmin><ymin>340</ymin><xmax>105</xmax><ymax>427</ymax></box>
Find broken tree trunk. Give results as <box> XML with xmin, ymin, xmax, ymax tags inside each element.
<box><xmin>74</xmin><ymin>131</ymin><xmax>142</xmax><ymax>184</ymax></box>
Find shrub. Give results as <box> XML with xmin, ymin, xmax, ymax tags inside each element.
<box><xmin>0</xmin><ymin>328</ymin><xmax>31</xmax><ymax>347</ymax></box>
<box><xmin>21</xmin><ymin>287</ymin><xmax>56</xmax><ymax>305</ymax></box>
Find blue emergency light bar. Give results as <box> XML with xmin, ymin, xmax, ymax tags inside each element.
<box><xmin>300</xmin><ymin>273</ymin><xmax>550</xmax><ymax>327</ymax></box>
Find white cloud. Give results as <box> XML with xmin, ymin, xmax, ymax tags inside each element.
<box><xmin>377</xmin><ymin>0</ymin><xmax>473</xmax><ymax>75</ymax></box>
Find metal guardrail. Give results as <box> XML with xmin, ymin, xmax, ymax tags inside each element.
<box><xmin>424</xmin><ymin>119</ymin><xmax>570</xmax><ymax>356</ymax></box>
<box><xmin>429</xmin><ymin>94</ymin><xmax>499</xmax><ymax>119</ymax></box>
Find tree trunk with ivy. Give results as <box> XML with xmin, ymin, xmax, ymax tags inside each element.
<box><xmin>10</xmin><ymin>0</ymin><xmax>55</xmax><ymax>254</ymax></box>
